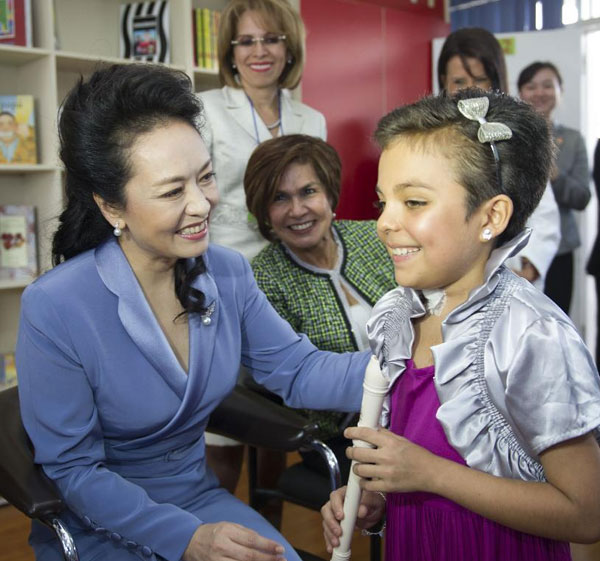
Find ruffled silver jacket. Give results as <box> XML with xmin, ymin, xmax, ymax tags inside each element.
<box><xmin>367</xmin><ymin>230</ymin><xmax>600</xmax><ymax>482</ymax></box>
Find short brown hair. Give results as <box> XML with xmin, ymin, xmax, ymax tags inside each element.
<box><xmin>244</xmin><ymin>134</ymin><xmax>341</xmax><ymax>241</ymax></box>
<box><xmin>217</xmin><ymin>0</ymin><xmax>305</xmax><ymax>90</ymax></box>
<box><xmin>375</xmin><ymin>89</ymin><xmax>553</xmax><ymax>245</ymax></box>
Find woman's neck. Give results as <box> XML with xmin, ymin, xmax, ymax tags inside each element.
<box><xmin>290</xmin><ymin>230</ymin><xmax>338</xmax><ymax>270</ymax></box>
<box><xmin>244</xmin><ymin>84</ymin><xmax>279</xmax><ymax>113</ymax></box>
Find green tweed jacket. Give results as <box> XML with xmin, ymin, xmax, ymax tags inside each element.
<box><xmin>251</xmin><ymin>219</ymin><xmax>396</xmax><ymax>437</ymax></box>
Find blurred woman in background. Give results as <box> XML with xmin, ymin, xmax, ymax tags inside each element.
<box><xmin>518</xmin><ymin>61</ymin><xmax>590</xmax><ymax>314</ymax></box>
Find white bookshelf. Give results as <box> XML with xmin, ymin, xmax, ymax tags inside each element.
<box><xmin>0</xmin><ymin>0</ymin><xmax>226</xmax><ymax>352</ymax></box>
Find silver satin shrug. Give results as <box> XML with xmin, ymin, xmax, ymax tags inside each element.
<box><xmin>367</xmin><ymin>230</ymin><xmax>600</xmax><ymax>482</ymax></box>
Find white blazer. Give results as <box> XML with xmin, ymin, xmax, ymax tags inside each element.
<box><xmin>199</xmin><ymin>85</ymin><xmax>327</xmax><ymax>261</ymax></box>
<box><xmin>506</xmin><ymin>182</ymin><xmax>560</xmax><ymax>289</ymax></box>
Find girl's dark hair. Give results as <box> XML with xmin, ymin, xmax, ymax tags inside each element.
<box><xmin>517</xmin><ymin>61</ymin><xmax>563</xmax><ymax>91</ymax></box>
<box><xmin>437</xmin><ymin>27</ymin><xmax>508</xmax><ymax>93</ymax></box>
<box><xmin>53</xmin><ymin>63</ymin><xmax>208</xmax><ymax>317</ymax></box>
<box><xmin>375</xmin><ymin>88</ymin><xmax>554</xmax><ymax>245</ymax></box>
<box><xmin>244</xmin><ymin>134</ymin><xmax>341</xmax><ymax>241</ymax></box>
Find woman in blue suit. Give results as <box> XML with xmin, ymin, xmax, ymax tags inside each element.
<box><xmin>15</xmin><ymin>63</ymin><xmax>369</xmax><ymax>561</ymax></box>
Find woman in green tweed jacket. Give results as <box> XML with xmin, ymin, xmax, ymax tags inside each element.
<box><xmin>244</xmin><ymin>134</ymin><xmax>396</xmax><ymax>479</ymax></box>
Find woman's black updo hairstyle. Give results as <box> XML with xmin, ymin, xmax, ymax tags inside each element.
<box><xmin>53</xmin><ymin>63</ymin><xmax>208</xmax><ymax>318</ymax></box>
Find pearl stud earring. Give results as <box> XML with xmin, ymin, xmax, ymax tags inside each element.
<box><xmin>481</xmin><ymin>228</ymin><xmax>492</xmax><ymax>241</ymax></box>
<box><xmin>113</xmin><ymin>222</ymin><xmax>122</xmax><ymax>237</ymax></box>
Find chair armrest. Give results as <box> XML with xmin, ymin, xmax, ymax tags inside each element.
<box><xmin>0</xmin><ymin>386</ymin><xmax>65</xmax><ymax>519</ymax></box>
<box><xmin>207</xmin><ymin>384</ymin><xmax>319</xmax><ymax>452</ymax></box>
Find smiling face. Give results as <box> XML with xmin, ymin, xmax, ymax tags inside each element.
<box><xmin>376</xmin><ymin>139</ymin><xmax>493</xmax><ymax>301</ymax></box>
<box><xmin>99</xmin><ymin>120</ymin><xmax>219</xmax><ymax>272</ymax></box>
<box><xmin>232</xmin><ymin>10</ymin><xmax>287</xmax><ymax>94</ymax></box>
<box><xmin>519</xmin><ymin>67</ymin><xmax>561</xmax><ymax>119</ymax></box>
<box><xmin>268</xmin><ymin>162</ymin><xmax>335</xmax><ymax>260</ymax></box>
<box><xmin>444</xmin><ymin>55</ymin><xmax>492</xmax><ymax>94</ymax></box>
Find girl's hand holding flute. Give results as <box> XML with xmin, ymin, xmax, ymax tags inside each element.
<box><xmin>321</xmin><ymin>487</ymin><xmax>385</xmax><ymax>553</ymax></box>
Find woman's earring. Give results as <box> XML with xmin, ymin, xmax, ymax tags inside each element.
<box><xmin>332</xmin><ymin>212</ymin><xmax>337</xmax><ymax>220</ymax></box>
<box><xmin>287</xmin><ymin>56</ymin><xmax>292</xmax><ymax>64</ymax></box>
<box><xmin>481</xmin><ymin>228</ymin><xmax>493</xmax><ymax>241</ymax></box>
<box><xmin>113</xmin><ymin>222</ymin><xmax>122</xmax><ymax>238</ymax></box>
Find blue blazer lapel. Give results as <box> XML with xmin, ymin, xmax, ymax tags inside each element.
<box><xmin>177</xmin><ymin>257</ymin><xmax>220</xmax><ymax>418</ymax></box>
<box><xmin>95</xmin><ymin>239</ymin><xmax>188</xmax><ymax>398</ymax></box>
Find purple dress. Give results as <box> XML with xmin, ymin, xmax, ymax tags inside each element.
<box><xmin>385</xmin><ymin>359</ymin><xmax>572</xmax><ymax>561</ymax></box>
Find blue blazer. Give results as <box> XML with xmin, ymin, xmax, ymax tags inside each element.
<box><xmin>16</xmin><ymin>238</ymin><xmax>368</xmax><ymax>560</ymax></box>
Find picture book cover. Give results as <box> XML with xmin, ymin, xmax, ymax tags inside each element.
<box><xmin>0</xmin><ymin>94</ymin><xmax>37</xmax><ymax>164</ymax></box>
<box><xmin>0</xmin><ymin>204</ymin><xmax>37</xmax><ymax>281</ymax></box>
<box><xmin>0</xmin><ymin>352</ymin><xmax>16</xmax><ymax>390</ymax></box>
<box><xmin>0</xmin><ymin>0</ymin><xmax>32</xmax><ymax>47</ymax></box>
<box><xmin>120</xmin><ymin>1</ymin><xmax>170</xmax><ymax>63</ymax></box>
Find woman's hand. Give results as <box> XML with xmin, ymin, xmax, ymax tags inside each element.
<box><xmin>512</xmin><ymin>257</ymin><xmax>540</xmax><ymax>283</ymax></box>
<box><xmin>183</xmin><ymin>522</ymin><xmax>285</xmax><ymax>561</ymax></box>
<box><xmin>321</xmin><ymin>486</ymin><xmax>385</xmax><ymax>553</ymax></box>
<box><xmin>344</xmin><ymin>426</ymin><xmax>441</xmax><ymax>494</ymax></box>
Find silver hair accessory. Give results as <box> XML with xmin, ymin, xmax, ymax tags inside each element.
<box><xmin>113</xmin><ymin>222</ymin><xmax>122</xmax><ymax>237</ymax></box>
<box><xmin>457</xmin><ymin>97</ymin><xmax>512</xmax><ymax>191</ymax></box>
<box><xmin>422</xmin><ymin>288</ymin><xmax>447</xmax><ymax>316</ymax></box>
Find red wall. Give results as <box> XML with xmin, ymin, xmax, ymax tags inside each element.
<box><xmin>301</xmin><ymin>0</ymin><xmax>449</xmax><ymax>219</ymax></box>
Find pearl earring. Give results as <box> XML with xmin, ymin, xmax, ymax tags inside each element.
<box><xmin>481</xmin><ymin>228</ymin><xmax>492</xmax><ymax>241</ymax></box>
<box><xmin>332</xmin><ymin>212</ymin><xmax>337</xmax><ymax>220</ymax></box>
<box><xmin>113</xmin><ymin>222</ymin><xmax>122</xmax><ymax>237</ymax></box>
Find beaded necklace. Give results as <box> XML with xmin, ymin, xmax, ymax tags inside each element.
<box><xmin>246</xmin><ymin>89</ymin><xmax>283</xmax><ymax>144</ymax></box>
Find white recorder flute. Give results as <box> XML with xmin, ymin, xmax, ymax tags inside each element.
<box><xmin>330</xmin><ymin>355</ymin><xmax>389</xmax><ymax>561</ymax></box>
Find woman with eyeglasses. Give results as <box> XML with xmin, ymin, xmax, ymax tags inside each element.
<box><xmin>199</xmin><ymin>0</ymin><xmax>326</xmax><ymax>262</ymax></box>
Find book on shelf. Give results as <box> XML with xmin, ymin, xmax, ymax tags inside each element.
<box><xmin>0</xmin><ymin>351</ymin><xmax>16</xmax><ymax>391</ymax></box>
<box><xmin>0</xmin><ymin>0</ymin><xmax>32</xmax><ymax>47</ymax></box>
<box><xmin>0</xmin><ymin>94</ymin><xmax>37</xmax><ymax>165</ymax></box>
<box><xmin>192</xmin><ymin>7</ymin><xmax>220</xmax><ymax>70</ymax></box>
<box><xmin>0</xmin><ymin>204</ymin><xmax>37</xmax><ymax>282</ymax></box>
<box><xmin>0</xmin><ymin>350</ymin><xmax>16</xmax><ymax>507</ymax></box>
<box><xmin>120</xmin><ymin>1</ymin><xmax>170</xmax><ymax>63</ymax></box>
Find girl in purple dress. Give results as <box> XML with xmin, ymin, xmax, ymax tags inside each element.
<box><xmin>321</xmin><ymin>89</ymin><xmax>600</xmax><ymax>561</ymax></box>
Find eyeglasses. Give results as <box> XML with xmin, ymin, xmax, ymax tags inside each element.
<box><xmin>231</xmin><ymin>34</ymin><xmax>286</xmax><ymax>48</ymax></box>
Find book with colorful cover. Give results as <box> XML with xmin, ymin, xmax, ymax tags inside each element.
<box><xmin>0</xmin><ymin>352</ymin><xmax>16</xmax><ymax>390</ymax></box>
<box><xmin>195</xmin><ymin>8</ymin><xmax>203</xmax><ymax>67</ymax></box>
<box><xmin>202</xmin><ymin>8</ymin><xmax>211</xmax><ymax>69</ymax></box>
<box><xmin>0</xmin><ymin>94</ymin><xmax>37</xmax><ymax>165</ymax></box>
<box><xmin>120</xmin><ymin>1</ymin><xmax>170</xmax><ymax>63</ymax></box>
<box><xmin>0</xmin><ymin>0</ymin><xmax>32</xmax><ymax>47</ymax></box>
<box><xmin>0</xmin><ymin>204</ymin><xmax>37</xmax><ymax>281</ymax></box>
<box><xmin>211</xmin><ymin>10</ymin><xmax>220</xmax><ymax>70</ymax></box>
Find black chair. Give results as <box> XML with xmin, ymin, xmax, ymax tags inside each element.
<box><xmin>0</xmin><ymin>384</ymin><xmax>330</xmax><ymax>561</ymax></box>
<box><xmin>241</xmin><ymin>375</ymin><xmax>382</xmax><ymax>561</ymax></box>
<box><xmin>0</xmin><ymin>385</ymin><xmax>79</xmax><ymax>560</ymax></box>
